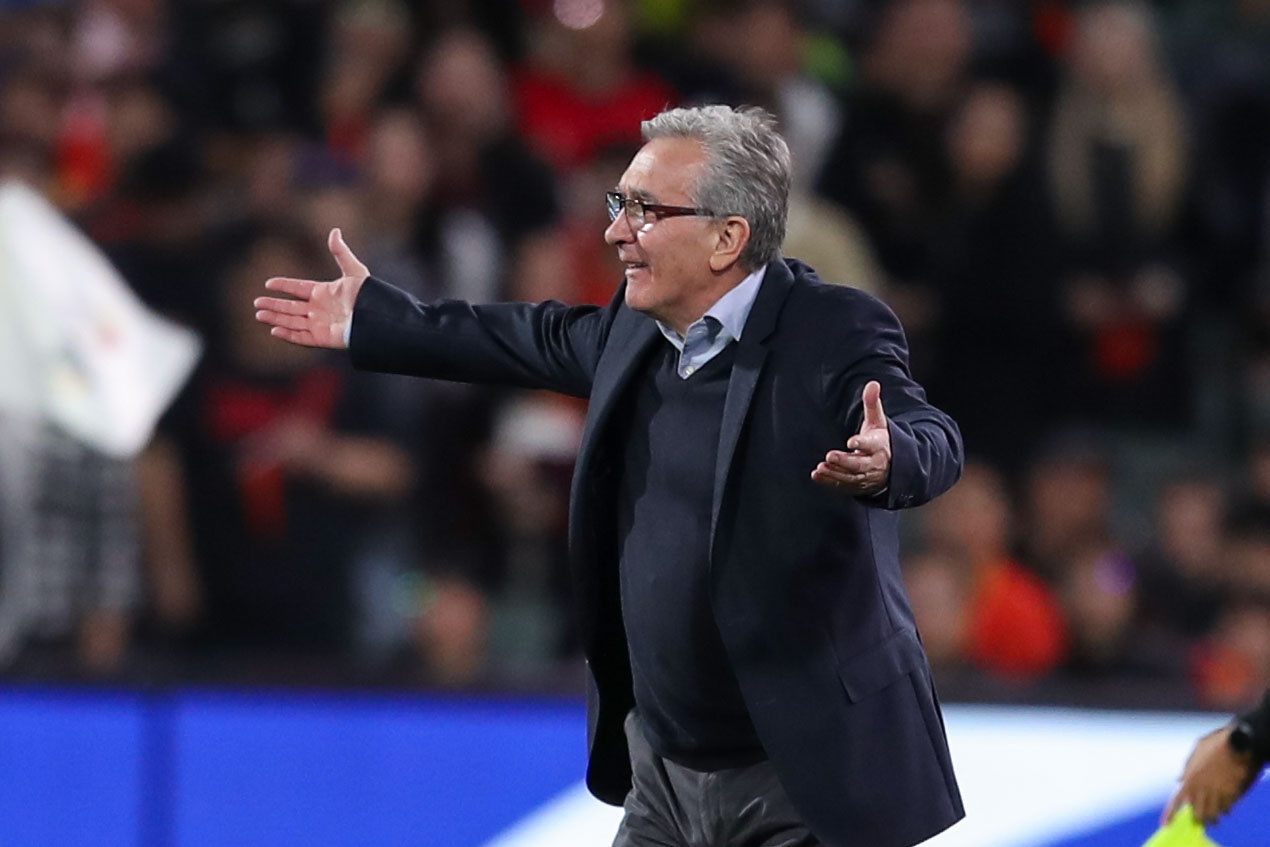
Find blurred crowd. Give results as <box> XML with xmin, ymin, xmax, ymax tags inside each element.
<box><xmin>1</xmin><ymin>0</ymin><xmax>1270</xmax><ymax>708</ymax></box>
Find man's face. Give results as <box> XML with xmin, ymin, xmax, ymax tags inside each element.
<box><xmin>604</xmin><ymin>137</ymin><xmax>719</xmax><ymax>328</ymax></box>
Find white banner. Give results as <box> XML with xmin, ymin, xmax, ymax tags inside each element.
<box><xmin>0</xmin><ymin>180</ymin><xmax>201</xmax><ymax>456</ymax></box>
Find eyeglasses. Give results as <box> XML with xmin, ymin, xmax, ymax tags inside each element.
<box><xmin>606</xmin><ymin>191</ymin><xmax>716</xmax><ymax>229</ymax></box>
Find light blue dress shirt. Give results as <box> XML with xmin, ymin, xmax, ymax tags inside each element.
<box><xmin>656</xmin><ymin>265</ymin><xmax>767</xmax><ymax>379</ymax></box>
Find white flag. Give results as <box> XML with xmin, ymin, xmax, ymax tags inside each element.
<box><xmin>0</xmin><ymin>180</ymin><xmax>201</xmax><ymax>457</ymax></box>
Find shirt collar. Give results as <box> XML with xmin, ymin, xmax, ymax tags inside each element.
<box><xmin>656</xmin><ymin>264</ymin><xmax>767</xmax><ymax>345</ymax></box>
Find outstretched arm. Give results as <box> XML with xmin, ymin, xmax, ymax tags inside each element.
<box><xmin>254</xmin><ymin>228</ymin><xmax>368</xmax><ymax>349</ymax></box>
<box><xmin>255</xmin><ymin>226</ymin><xmax>612</xmax><ymax>397</ymax></box>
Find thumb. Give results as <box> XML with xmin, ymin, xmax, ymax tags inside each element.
<box><xmin>860</xmin><ymin>380</ymin><xmax>886</xmax><ymax>431</ymax></box>
<box><xmin>329</xmin><ymin>227</ymin><xmax>369</xmax><ymax>279</ymax></box>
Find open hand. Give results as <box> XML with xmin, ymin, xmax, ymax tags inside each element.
<box><xmin>811</xmin><ymin>380</ymin><xmax>892</xmax><ymax>495</ymax></box>
<box><xmin>254</xmin><ymin>227</ymin><xmax>369</xmax><ymax>349</ymax></box>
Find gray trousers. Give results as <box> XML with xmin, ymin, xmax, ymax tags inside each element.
<box><xmin>612</xmin><ymin>712</ymin><xmax>822</xmax><ymax>847</ymax></box>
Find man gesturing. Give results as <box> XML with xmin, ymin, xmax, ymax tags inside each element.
<box><xmin>257</xmin><ymin>105</ymin><xmax>964</xmax><ymax>847</ymax></box>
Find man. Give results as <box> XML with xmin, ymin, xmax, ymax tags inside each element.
<box><xmin>1164</xmin><ymin>690</ymin><xmax>1270</xmax><ymax>826</ymax></box>
<box><xmin>255</xmin><ymin>105</ymin><xmax>964</xmax><ymax>847</ymax></box>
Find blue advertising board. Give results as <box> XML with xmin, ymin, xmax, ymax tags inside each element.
<box><xmin>1</xmin><ymin>688</ymin><xmax>1266</xmax><ymax>847</ymax></box>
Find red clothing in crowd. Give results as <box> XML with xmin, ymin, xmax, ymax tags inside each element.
<box><xmin>512</xmin><ymin>68</ymin><xmax>675</xmax><ymax>172</ymax></box>
<box><xmin>967</xmin><ymin>557</ymin><xmax>1070</xmax><ymax>679</ymax></box>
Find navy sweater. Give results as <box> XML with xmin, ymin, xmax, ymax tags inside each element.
<box><xmin>615</xmin><ymin>340</ymin><xmax>763</xmax><ymax>769</ymax></box>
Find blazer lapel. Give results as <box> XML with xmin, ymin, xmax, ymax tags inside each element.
<box><xmin>579</xmin><ymin>306</ymin><xmax>659</xmax><ymax>460</ymax></box>
<box><xmin>709</xmin><ymin>260</ymin><xmax>794</xmax><ymax>562</ymax></box>
<box><xmin>569</xmin><ymin>303</ymin><xmax>659</xmax><ymax>545</ymax></box>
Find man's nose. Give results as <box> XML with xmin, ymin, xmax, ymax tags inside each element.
<box><xmin>604</xmin><ymin>212</ymin><xmax>632</xmax><ymax>245</ymax></box>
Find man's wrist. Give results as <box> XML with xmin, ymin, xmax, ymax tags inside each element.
<box><xmin>1228</xmin><ymin>720</ymin><xmax>1257</xmax><ymax>758</ymax></box>
<box><xmin>1230</xmin><ymin>716</ymin><xmax>1270</xmax><ymax>768</ymax></box>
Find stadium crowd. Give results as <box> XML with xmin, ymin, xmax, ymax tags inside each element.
<box><xmin>1</xmin><ymin>0</ymin><xmax>1269</xmax><ymax>710</ymax></box>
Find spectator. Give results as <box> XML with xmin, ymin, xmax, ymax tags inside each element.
<box><xmin>922</xmin><ymin>461</ymin><xmax>1069</xmax><ymax>681</ymax></box>
<box><xmin>475</xmin><ymin>393</ymin><xmax>583</xmax><ymax>671</ymax></box>
<box><xmin>1136</xmin><ymin>475</ymin><xmax>1230</xmax><ymax>640</ymax></box>
<box><xmin>320</xmin><ymin>0</ymin><xmax>413</xmax><ymax>163</ymax></box>
<box><xmin>929</xmin><ymin>80</ymin><xmax>1062</xmax><ymax>468</ymax></box>
<box><xmin>816</xmin><ymin>0</ymin><xmax>973</xmax><ymax>370</ymax></box>
<box><xmin>817</xmin><ymin>0</ymin><xmax>972</xmax><ymax>287</ymax></box>
<box><xmin>148</xmin><ymin>225</ymin><xmax>418</xmax><ymax>656</ymax></box>
<box><xmin>97</xmin><ymin>140</ymin><xmax>219</xmax><ymax>332</ymax></box>
<box><xmin>513</xmin><ymin>0</ymin><xmax>676</xmax><ymax>173</ymax></box>
<box><xmin>1056</xmin><ymin>543</ymin><xmax>1181</xmax><ymax>679</ymax></box>
<box><xmin>1192</xmin><ymin>600</ymin><xmax>1270</xmax><ymax>710</ymax></box>
<box><xmin>903</xmin><ymin>549</ymin><xmax>973</xmax><ymax>677</ymax></box>
<box><xmin>416</xmin><ymin>26</ymin><xmax>566</xmax><ymax>303</ymax></box>
<box><xmin>166</xmin><ymin>0</ymin><xmax>328</xmax><ymax>134</ymax></box>
<box><xmin>1022</xmin><ymin>435</ymin><xmax>1115</xmax><ymax>579</ymax></box>
<box><xmin>0</xmin><ymin>416</ymin><xmax>140</xmax><ymax>676</ymax></box>
<box><xmin>1046</xmin><ymin>0</ymin><xmax>1192</xmax><ymax>425</ymax></box>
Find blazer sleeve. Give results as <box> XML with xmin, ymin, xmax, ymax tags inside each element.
<box><xmin>347</xmin><ymin>276</ymin><xmax>617</xmax><ymax>398</ymax></box>
<box><xmin>821</xmin><ymin>292</ymin><xmax>963</xmax><ymax>510</ymax></box>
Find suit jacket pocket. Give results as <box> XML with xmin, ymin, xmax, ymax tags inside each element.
<box><xmin>837</xmin><ymin>628</ymin><xmax>926</xmax><ymax>703</ymax></box>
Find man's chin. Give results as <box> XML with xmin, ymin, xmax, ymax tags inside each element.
<box><xmin>623</xmin><ymin>273</ymin><xmax>651</xmax><ymax>306</ymax></box>
<box><xmin>624</xmin><ymin>291</ymin><xmax>662</xmax><ymax>322</ymax></box>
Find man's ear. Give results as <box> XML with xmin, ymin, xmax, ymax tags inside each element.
<box><xmin>708</xmin><ymin>216</ymin><xmax>751</xmax><ymax>272</ymax></box>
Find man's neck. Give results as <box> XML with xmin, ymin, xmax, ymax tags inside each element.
<box><xmin>664</xmin><ymin>269</ymin><xmax>752</xmax><ymax>336</ymax></box>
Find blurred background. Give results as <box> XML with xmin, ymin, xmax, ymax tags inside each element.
<box><xmin>2</xmin><ymin>0</ymin><xmax>1270</xmax><ymax>844</ymax></box>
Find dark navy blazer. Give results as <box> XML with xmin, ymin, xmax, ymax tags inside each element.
<box><xmin>349</xmin><ymin>258</ymin><xmax>966</xmax><ymax>847</ymax></box>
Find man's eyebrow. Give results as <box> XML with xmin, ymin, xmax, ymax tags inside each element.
<box><xmin>617</xmin><ymin>186</ymin><xmax>658</xmax><ymax>202</ymax></box>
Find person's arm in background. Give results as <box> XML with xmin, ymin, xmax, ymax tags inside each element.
<box><xmin>136</xmin><ymin>435</ymin><xmax>202</xmax><ymax>631</ymax></box>
<box><xmin>1164</xmin><ymin>689</ymin><xmax>1270</xmax><ymax>825</ymax></box>
<box><xmin>80</xmin><ymin>442</ymin><xmax>143</xmax><ymax>674</ymax></box>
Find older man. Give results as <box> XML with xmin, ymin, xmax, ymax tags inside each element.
<box><xmin>255</xmin><ymin>105</ymin><xmax>964</xmax><ymax>847</ymax></box>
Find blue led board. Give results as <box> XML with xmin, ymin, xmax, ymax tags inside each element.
<box><xmin>0</xmin><ymin>687</ymin><xmax>147</xmax><ymax>847</ymax></box>
<box><xmin>169</xmin><ymin>691</ymin><xmax>587</xmax><ymax>847</ymax></box>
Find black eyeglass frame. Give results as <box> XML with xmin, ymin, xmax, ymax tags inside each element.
<box><xmin>606</xmin><ymin>190</ymin><xmax>718</xmax><ymax>226</ymax></box>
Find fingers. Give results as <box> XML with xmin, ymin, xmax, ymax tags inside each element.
<box><xmin>846</xmin><ymin>432</ymin><xmax>888</xmax><ymax>454</ymax></box>
<box><xmin>811</xmin><ymin>440</ymin><xmax>891</xmax><ymax>495</ymax></box>
<box><xmin>1194</xmin><ymin>789</ymin><xmax>1217</xmax><ymax>826</ymax></box>
<box><xmin>255</xmin><ymin>309</ymin><xmax>310</xmax><ymax>331</ymax></box>
<box><xmin>1188</xmin><ymin>786</ymin><xmax>1237</xmax><ymax>827</ymax></box>
<box><xmin>811</xmin><ymin>460</ymin><xmax>886</xmax><ymax>493</ymax></box>
<box><xmin>1161</xmin><ymin>790</ymin><xmax>1181</xmax><ymax>826</ymax></box>
<box><xmin>812</xmin><ymin>465</ymin><xmax>870</xmax><ymax>485</ymax></box>
<box><xmin>253</xmin><ymin>296</ymin><xmax>310</xmax><ymax>316</ymax></box>
<box><xmin>825</xmin><ymin>449</ymin><xmax>886</xmax><ymax>474</ymax></box>
<box><xmin>861</xmin><ymin>380</ymin><xmax>886</xmax><ymax>431</ymax></box>
<box><xmin>265</xmin><ymin>277</ymin><xmax>317</xmax><ymax>299</ymax></box>
<box><xmin>268</xmin><ymin>326</ymin><xmax>315</xmax><ymax>346</ymax></box>
<box><xmin>329</xmin><ymin>227</ymin><xmax>369</xmax><ymax>279</ymax></box>
<box><xmin>812</xmin><ymin>464</ymin><xmax>856</xmax><ymax>486</ymax></box>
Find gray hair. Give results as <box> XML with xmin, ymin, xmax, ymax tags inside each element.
<box><xmin>642</xmin><ymin>105</ymin><xmax>791</xmax><ymax>270</ymax></box>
